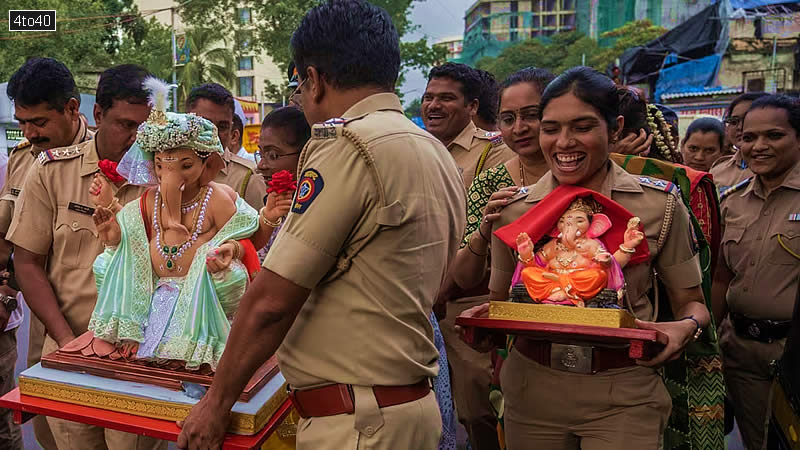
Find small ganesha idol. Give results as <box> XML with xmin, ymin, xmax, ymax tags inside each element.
<box><xmin>496</xmin><ymin>186</ymin><xmax>648</xmax><ymax>309</ymax></box>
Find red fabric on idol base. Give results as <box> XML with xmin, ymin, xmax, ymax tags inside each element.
<box><xmin>494</xmin><ymin>185</ymin><xmax>650</xmax><ymax>265</ymax></box>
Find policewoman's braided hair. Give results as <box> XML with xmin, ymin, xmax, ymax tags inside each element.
<box><xmin>646</xmin><ymin>103</ymin><xmax>682</xmax><ymax>163</ymax></box>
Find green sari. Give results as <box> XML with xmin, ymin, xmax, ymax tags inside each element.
<box><xmin>89</xmin><ymin>196</ymin><xmax>259</xmax><ymax>369</ymax></box>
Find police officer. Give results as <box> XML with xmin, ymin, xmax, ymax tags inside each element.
<box><xmin>713</xmin><ymin>95</ymin><xmax>800</xmax><ymax>450</ymax></box>
<box><xmin>462</xmin><ymin>67</ymin><xmax>710</xmax><ymax>449</ymax></box>
<box><xmin>185</xmin><ymin>83</ymin><xmax>266</xmax><ymax>209</ymax></box>
<box><xmin>422</xmin><ymin>62</ymin><xmax>513</xmax><ymax>449</ymax></box>
<box><xmin>8</xmin><ymin>65</ymin><xmax>165</xmax><ymax>450</ymax></box>
<box><xmin>3</xmin><ymin>57</ymin><xmax>95</xmax><ymax>450</ymax></box>
<box><xmin>177</xmin><ymin>1</ymin><xmax>465</xmax><ymax>448</ymax></box>
<box><xmin>710</xmin><ymin>92</ymin><xmax>768</xmax><ymax>194</ymax></box>
<box><xmin>422</xmin><ymin>62</ymin><xmax>513</xmax><ymax>189</ymax></box>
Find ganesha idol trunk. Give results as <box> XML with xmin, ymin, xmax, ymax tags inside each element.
<box><xmin>16</xmin><ymin>331</ymin><xmax>291</xmax><ymax>437</ymax></box>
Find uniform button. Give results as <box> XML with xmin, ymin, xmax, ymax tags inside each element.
<box><xmin>72</xmin><ymin>221</ymin><xmax>79</xmax><ymax>229</ymax></box>
<box><xmin>763</xmin><ymin>210</ymin><xmax>771</xmax><ymax>216</ymax></box>
<box><xmin>750</xmin><ymin>260</ymin><xmax>755</xmax><ymax>266</ymax></box>
<box><xmin>364</xmin><ymin>426</ymin><xmax>374</xmax><ymax>435</ymax></box>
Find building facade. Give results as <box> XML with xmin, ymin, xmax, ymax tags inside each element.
<box><xmin>435</xmin><ymin>36</ymin><xmax>465</xmax><ymax>61</ymax></box>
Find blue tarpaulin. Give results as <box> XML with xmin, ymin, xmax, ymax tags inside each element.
<box><xmin>721</xmin><ymin>0</ymin><xmax>797</xmax><ymax>8</ymax></box>
<box><xmin>654</xmin><ymin>54</ymin><xmax>723</xmax><ymax>102</ymax></box>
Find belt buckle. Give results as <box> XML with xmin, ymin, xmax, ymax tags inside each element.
<box><xmin>550</xmin><ymin>343</ymin><xmax>593</xmax><ymax>374</ymax></box>
<box><xmin>747</xmin><ymin>322</ymin><xmax>762</xmax><ymax>339</ymax></box>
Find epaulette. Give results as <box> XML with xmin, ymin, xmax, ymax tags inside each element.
<box><xmin>311</xmin><ymin>117</ymin><xmax>347</xmax><ymax>140</ymax></box>
<box><xmin>11</xmin><ymin>139</ymin><xmax>31</xmax><ymax>154</ymax></box>
<box><xmin>480</xmin><ymin>130</ymin><xmax>504</xmax><ymax>147</ymax></box>
<box><xmin>638</xmin><ymin>176</ymin><xmax>677</xmax><ymax>193</ymax></box>
<box><xmin>720</xmin><ymin>177</ymin><xmax>752</xmax><ymax>201</ymax></box>
<box><xmin>37</xmin><ymin>145</ymin><xmax>83</xmax><ymax>165</ymax></box>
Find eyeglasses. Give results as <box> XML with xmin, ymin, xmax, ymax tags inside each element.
<box><xmin>254</xmin><ymin>149</ymin><xmax>301</xmax><ymax>165</ymax></box>
<box><xmin>724</xmin><ymin>116</ymin><xmax>742</xmax><ymax>127</ymax></box>
<box><xmin>499</xmin><ymin>105</ymin><xmax>540</xmax><ymax>129</ymax></box>
<box><xmin>289</xmin><ymin>77</ymin><xmax>307</xmax><ymax>105</ymax></box>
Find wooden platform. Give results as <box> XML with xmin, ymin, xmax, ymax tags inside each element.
<box><xmin>41</xmin><ymin>332</ymin><xmax>278</xmax><ymax>402</ymax></box>
<box><xmin>455</xmin><ymin>316</ymin><xmax>665</xmax><ymax>359</ymax></box>
<box><xmin>0</xmin><ymin>388</ymin><xmax>293</xmax><ymax>450</ymax></box>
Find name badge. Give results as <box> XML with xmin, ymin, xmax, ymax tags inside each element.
<box><xmin>789</xmin><ymin>213</ymin><xmax>800</xmax><ymax>222</ymax></box>
<box><xmin>9</xmin><ymin>188</ymin><xmax>20</xmax><ymax>196</ymax></box>
<box><xmin>68</xmin><ymin>202</ymin><xmax>95</xmax><ymax>216</ymax></box>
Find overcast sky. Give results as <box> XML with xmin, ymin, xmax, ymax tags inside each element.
<box><xmin>400</xmin><ymin>0</ymin><xmax>475</xmax><ymax>105</ymax></box>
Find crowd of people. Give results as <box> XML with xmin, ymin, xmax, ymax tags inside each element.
<box><xmin>0</xmin><ymin>1</ymin><xmax>797</xmax><ymax>449</ymax></box>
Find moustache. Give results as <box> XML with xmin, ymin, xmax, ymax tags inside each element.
<box><xmin>29</xmin><ymin>137</ymin><xmax>49</xmax><ymax>145</ymax></box>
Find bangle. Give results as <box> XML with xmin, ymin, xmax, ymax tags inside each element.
<box><xmin>618</xmin><ymin>245</ymin><xmax>636</xmax><ymax>254</ymax></box>
<box><xmin>467</xmin><ymin>238</ymin><xmax>488</xmax><ymax>257</ymax></box>
<box><xmin>478</xmin><ymin>226</ymin><xmax>490</xmax><ymax>242</ymax></box>
<box><xmin>104</xmin><ymin>197</ymin><xmax>120</xmax><ymax>210</ymax></box>
<box><xmin>679</xmin><ymin>315</ymin><xmax>703</xmax><ymax>341</ymax></box>
<box><xmin>517</xmin><ymin>253</ymin><xmax>533</xmax><ymax>264</ymax></box>
<box><xmin>259</xmin><ymin>207</ymin><xmax>284</xmax><ymax>227</ymax></box>
<box><xmin>223</xmin><ymin>240</ymin><xmax>242</xmax><ymax>260</ymax></box>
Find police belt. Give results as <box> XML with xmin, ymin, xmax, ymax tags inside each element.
<box><xmin>287</xmin><ymin>380</ymin><xmax>431</xmax><ymax>419</ymax></box>
<box><xmin>514</xmin><ymin>337</ymin><xmax>635</xmax><ymax>375</ymax></box>
<box><xmin>730</xmin><ymin>312</ymin><xmax>792</xmax><ymax>343</ymax></box>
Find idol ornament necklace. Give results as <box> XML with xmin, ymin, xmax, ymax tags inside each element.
<box><xmin>154</xmin><ymin>185</ymin><xmax>213</xmax><ymax>271</ymax></box>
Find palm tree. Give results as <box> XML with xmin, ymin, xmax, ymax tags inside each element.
<box><xmin>176</xmin><ymin>27</ymin><xmax>237</xmax><ymax>109</ymax></box>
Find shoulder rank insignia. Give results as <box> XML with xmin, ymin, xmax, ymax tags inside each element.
<box><xmin>12</xmin><ymin>139</ymin><xmax>31</xmax><ymax>153</ymax></box>
<box><xmin>638</xmin><ymin>176</ymin><xmax>676</xmax><ymax>193</ymax></box>
<box><xmin>37</xmin><ymin>145</ymin><xmax>83</xmax><ymax>165</ymax></box>
<box><xmin>719</xmin><ymin>177</ymin><xmax>752</xmax><ymax>201</ymax></box>
<box><xmin>292</xmin><ymin>168</ymin><xmax>324</xmax><ymax>214</ymax></box>
<box><xmin>483</xmin><ymin>130</ymin><xmax>503</xmax><ymax>146</ymax></box>
<box><xmin>312</xmin><ymin>118</ymin><xmax>346</xmax><ymax>140</ymax></box>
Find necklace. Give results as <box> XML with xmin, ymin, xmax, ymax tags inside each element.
<box><xmin>180</xmin><ymin>189</ymin><xmax>204</xmax><ymax>214</ymax></box>
<box><xmin>519</xmin><ymin>159</ymin><xmax>526</xmax><ymax>186</ymax></box>
<box><xmin>153</xmin><ymin>185</ymin><xmax>213</xmax><ymax>271</ymax></box>
<box><xmin>556</xmin><ymin>250</ymin><xmax>577</xmax><ymax>268</ymax></box>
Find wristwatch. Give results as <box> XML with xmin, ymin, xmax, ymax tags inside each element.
<box><xmin>0</xmin><ymin>294</ymin><xmax>17</xmax><ymax>313</ymax></box>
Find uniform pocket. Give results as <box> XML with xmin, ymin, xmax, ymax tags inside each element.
<box><xmin>769</xmin><ymin>225</ymin><xmax>800</xmax><ymax>265</ymax></box>
<box><xmin>54</xmin><ymin>207</ymin><xmax>100</xmax><ymax>269</ymax></box>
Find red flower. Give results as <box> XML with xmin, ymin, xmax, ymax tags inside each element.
<box><xmin>267</xmin><ymin>170</ymin><xmax>297</xmax><ymax>194</ymax></box>
<box><xmin>98</xmin><ymin>159</ymin><xmax>125</xmax><ymax>183</ymax></box>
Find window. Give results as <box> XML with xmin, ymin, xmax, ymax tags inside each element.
<box><xmin>238</xmin><ymin>76</ymin><xmax>254</xmax><ymax>97</ymax></box>
<box><xmin>238</xmin><ymin>56</ymin><xmax>253</xmax><ymax>71</ymax></box>
<box><xmin>510</xmin><ymin>31</ymin><xmax>518</xmax><ymax>41</ymax></box>
<box><xmin>238</xmin><ymin>8</ymin><xmax>252</xmax><ymax>25</ymax></box>
<box><xmin>510</xmin><ymin>15</ymin><xmax>518</xmax><ymax>29</ymax></box>
<box><xmin>237</xmin><ymin>31</ymin><xmax>252</xmax><ymax>50</ymax></box>
<box><xmin>747</xmin><ymin>78</ymin><xmax>765</xmax><ymax>92</ymax></box>
<box><xmin>511</xmin><ymin>1</ymin><xmax>518</xmax><ymax>13</ymax></box>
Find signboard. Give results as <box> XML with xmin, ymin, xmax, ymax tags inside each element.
<box><xmin>5</xmin><ymin>129</ymin><xmax>23</xmax><ymax>141</ymax></box>
<box><xmin>175</xmin><ymin>34</ymin><xmax>190</xmax><ymax>66</ymax></box>
<box><xmin>242</xmin><ymin>124</ymin><xmax>260</xmax><ymax>154</ymax></box>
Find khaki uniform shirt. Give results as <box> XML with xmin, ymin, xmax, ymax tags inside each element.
<box><xmin>0</xmin><ymin>119</ymin><xmax>92</xmax><ymax>234</ymax></box>
<box><xmin>710</xmin><ymin>152</ymin><xmax>753</xmax><ymax>194</ymax></box>
<box><xmin>264</xmin><ymin>93</ymin><xmax>466</xmax><ymax>389</ymax></box>
<box><xmin>7</xmin><ymin>139</ymin><xmax>144</xmax><ymax>336</ymax></box>
<box><xmin>216</xmin><ymin>149</ymin><xmax>266</xmax><ymax>210</ymax></box>
<box><xmin>720</xmin><ymin>160</ymin><xmax>800</xmax><ymax>321</ymax></box>
<box><xmin>448</xmin><ymin>121</ymin><xmax>514</xmax><ymax>189</ymax></box>
<box><xmin>490</xmin><ymin>161</ymin><xmax>702</xmax><ymax>320</ymax></box>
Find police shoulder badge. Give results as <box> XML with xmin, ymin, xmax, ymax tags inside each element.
<box><xmin>37</xmin><ymin>145</ymin><xmax>83</xmax><ymax>165</ymax></box>
<box><xmin>312</xmin><ymin>118</ymin><xmax>346</xmax><ymax>140</ymax></box>
<box><xmin>485</xmin><ymin>130</ymin><xmax>504</xmax><ymax>147</ymax></box>
<box><xmin>720</xmin><ymin>177</ymin><xmax>752</xmax><ymax>201</ymax></box>
<box><xmin>638</xmin><ymin>176</ymin><xmax>677</xmax><ymax>194</ymax></box>
<box><xmin>292</xmin><ymin>169</ymin><xmax>324</xmax><ymax>214</ymax></box>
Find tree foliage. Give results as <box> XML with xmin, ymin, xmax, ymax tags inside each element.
<box><xmin>403</xmin><ymin>97</ymin><xmax>421</xmax><ymax>118</ymax></box>
<box><xmin>476</xmin><ymin>20</ymin><xmax>666</xmax><ymax>82</ymax></box>
<box><xmin>176</xmin><ymin>28</ymin><xmax>238</xmax><ymax>108</ymax></box>
<box><xmin>179</xmin><ymin>0</ymin><xmax>444</xmax><ymax>100</ymax></box>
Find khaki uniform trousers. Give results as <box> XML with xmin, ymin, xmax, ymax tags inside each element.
<box><xmin>719</xmin><ymin>318</ymin><xmax>785</xmax><ymax>450</ymax></box>
<box><xmin>295</xmin><ymin>389</ymin><xmax>441</xmax><ymax>450</ymax></box>
<box><xmin>500</xmin><ymin>349</ymin><xmax>671</xmax><ymax>450</ymax></box>
<box><xmin>440</xmin><ymin>295</ymin><xmax>500</xmax><ymax>450</ymax></box>
<box><xmin>0</xmin><ymin>329</ymin><xmax>23</xmax><ymax>450</ymax></box>
<box><xmin>27</xmin><ymin>314</ymin><xmax>58</xmax><ymax>450</ymax></box>
<box><xmin>42</xmin><ymin>336</ymin><xmax>167</xmax><ymax>450</ymax></box>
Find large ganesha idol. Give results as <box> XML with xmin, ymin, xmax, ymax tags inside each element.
<box><xmin>76</xmin><ymin>78</ymin><xmax>262</xmax><ymax>372</ymax></box>
<box><xmin>496</xmin><ymin>186</ymin><xmax>650</xmax><ymax>312</ymax></box>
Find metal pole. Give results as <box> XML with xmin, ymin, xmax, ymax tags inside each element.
<box><xmin>582</xmin><ymin>53</ymin><xmax>585</xmax><ymax>66</ymax></box>
<box><xmin>171</xmin><ymin>6</ymin><xmax>178</xmax><ymax>112</ymax></box>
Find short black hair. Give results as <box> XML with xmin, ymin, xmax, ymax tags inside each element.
<box><xmin>96</xmin><ymin>64</ymin><xmax>152</xmax><ymax>111</ymax></box>
<box><xmin>291</xmin><ymin>0</ymin><xmax>400</xmax><ymax>91</ymax></box>
<box><xmin>540</xmin><ymin>66</ymin><xmax>619</xmax><ymax>132</ymax></box>
<box><xmin>185</xmin><ymin>83</ymin><xmax>235</xmax><ymax>115</ymax></box>
<box><xmin>745</xmin><ymin>94</ymin><xmax>800</xmax><ymax>137</ymax></box>
<box><xmin>683</xmin><ymin>117</ymin><xmax>725</xmax><ymax>149</ymax></box>
<box><xmin>262</xmin><ymin>106</ymin><xmax>311</xmax><ymax>149</ymax></box>
<box><xmin>726</xmin><ymin>91</ymin><xmax>768</xmax><ymax>118</ymax></box>
<box><xmin>7</xmin><ymin>57</ymin><xmax>80</xmax><ymax>111</ymax></box>
<box><xmin>499</xmin><ymin>67</ymin><xmax>555</xmax><ymax>99</ymax></box>
<box><xmin>474</xmin><ymin>69</ymin><xmax>499</xmax><ymax>125</ymax></box>
<box><xmin>428</xmin><ymin>63</ymin><xmax>482</xmax><ymax>104</ymax></box>
<box><xmin>617</xmin><ymin>86</ymin><xmax>649</xmax><ymax>137</ymax></box>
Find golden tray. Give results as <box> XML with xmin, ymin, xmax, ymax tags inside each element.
<box><xmin>489</xmin><ymin>301</ymin><xmax>637</xmax><ymax>329</ymax></box>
